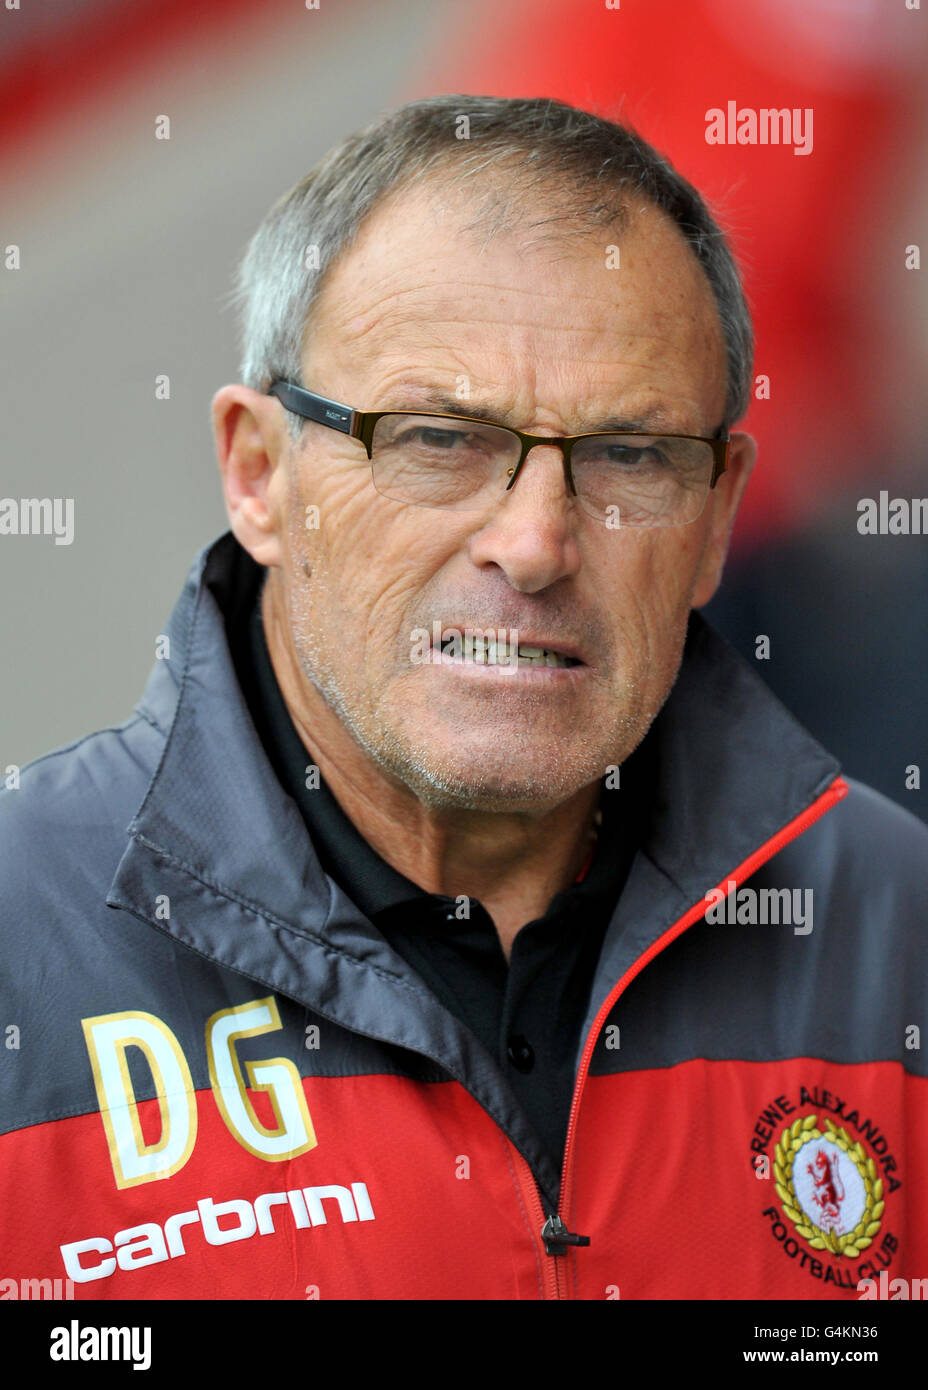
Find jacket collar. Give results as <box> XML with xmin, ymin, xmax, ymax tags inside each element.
<box><xmin>583</xmin><ymin>607</ymin><xmax>841</xmax><ymax>1044</ymax></box>
<box><xmin>107</xmin><ymin>530</ymin><xmax>841</xmax><ymax>1197</ymax></box>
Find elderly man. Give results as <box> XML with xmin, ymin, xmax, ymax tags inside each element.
<box><xmin>1</xmin><ymin>95</ymin><xmax>925</xmax><ymax>1303</ymax></box>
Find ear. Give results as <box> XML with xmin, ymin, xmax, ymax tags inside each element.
<box><xmin>212</xmin><ymin>384</ymin><xmax>288</xmax><ymax>568</ymax></box>
<box><xmin>690</xmin><ymin>431</ymin><xmax>757</xmax><ymax>608</ymax></box>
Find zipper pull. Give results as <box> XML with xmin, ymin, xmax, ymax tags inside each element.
<box><xmin>541</xmin><ymin>1214</ymin><xmax>591</xmax><ymax>1256</ymax></box>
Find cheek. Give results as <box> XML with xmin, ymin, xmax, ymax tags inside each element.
<box><xmin>284</xmin><ymin>452</ymin><xmax>378</xmax><ymax>593</ymax></box>
<box><xmin>640</xmin><ymin>520</ymin><xmax>712</xmax><ymax>611</ymax></box>
<box><xmin>604</xmin><ymin>524</ymin><xmax>707</xmax><ymax>628</ymax></box>
<box><xmin>284</xmin><ymin>463</ymin><xmax>461</xmax><ymax>675</ymax></box>
<box><xmin>278</xmin><ymin>467</ymin><xmax>366</xmax><ymax>670</ymax></box>
<box><xmin>596</xmin><ymin>526</ymin><xmax>709</xmax><ymax>699</ymax></box>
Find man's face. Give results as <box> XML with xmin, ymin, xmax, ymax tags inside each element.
<box><xmin>262</xmin><ymin>181</ymin><xmax>752</xmax><ymax>812</ymax></box>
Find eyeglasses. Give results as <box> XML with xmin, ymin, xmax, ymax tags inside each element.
<box><xmin>267</xmin><ymin>379</ymin><xmax>730</xmax><ymax>527</ymax></box>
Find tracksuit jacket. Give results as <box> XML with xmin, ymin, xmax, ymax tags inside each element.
<box><xmin>1</xmin><ymin>530</ymin><xmax>926</xmax><ymax>1301</ymax></box>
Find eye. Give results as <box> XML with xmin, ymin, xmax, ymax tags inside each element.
<box><xmin>593</xmin><ymin>442</ymin><xmax>667</xmax><ymax>468</ymax></box>
<box><xmin>406</xmin><ymin>427</ymin><xmax>470</xmax><ymax>449</ymax></box>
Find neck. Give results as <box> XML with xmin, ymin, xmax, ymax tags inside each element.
<box><xmin>261</xmin><ymin>580</ymin><xmax>601</xmax><ymax>960</ymax></box>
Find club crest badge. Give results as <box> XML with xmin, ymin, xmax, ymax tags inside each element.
<box><xmin>774</xmin><ymin>1114</ymin><xmax>884</xmax><ymax>1258</ymax></box>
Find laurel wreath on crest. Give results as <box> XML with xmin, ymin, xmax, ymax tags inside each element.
<box><xmin>774</xmin><ymin>1114</ymin><xmax>883</xmax><ymax>1258</ymax></box>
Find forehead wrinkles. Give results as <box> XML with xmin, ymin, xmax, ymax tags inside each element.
<box><xmin>307</xmin><ymin>194</ymin><xmax>726</xmax><ymax>422</ymax></box>
<box><xmin>348</xmin><ymin>284</ymin><xmax>591</xmax><ymax>350</ymax></box>
<box><xmin>319</xmin><ymin>275</ymin><xmax>711</xmax><ymax>381</ymax></box>
<box><xmin>305</xmin><ymin>178</ymin><xmax>606</xmax><ymax>348</ymax></box>
<box><xmin>316</xmin><ymin>241</ymin><xmax>623</xmax><ymax>351</ymax></box>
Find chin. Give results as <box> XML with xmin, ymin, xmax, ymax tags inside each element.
<box><xmin>379</xmin><ymin>736</ymin><xmax>602</xmax><ymax>813</ymax></box>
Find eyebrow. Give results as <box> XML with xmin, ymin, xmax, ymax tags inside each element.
<box><xmin>382</xmin><ymin>388</ymin><xmax>679</xmax><ymax>435</ymax></box>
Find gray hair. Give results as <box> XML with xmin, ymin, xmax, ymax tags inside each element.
<box><xmin>233</xmin><ymin>94</ymin><xmax>753</xmax><ymax>440</ymax></box>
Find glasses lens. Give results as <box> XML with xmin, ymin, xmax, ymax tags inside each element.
<box><xmin>570</xmin><ymin>434</ymin><xmax>715</xmax><ymax>526</ymax></box>
<box><xmin>370</xmin><ymin>414</ymin><xmax>520</xmax><ymax>510</ymax></box>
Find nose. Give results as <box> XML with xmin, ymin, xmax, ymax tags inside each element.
<box><xmin>504</xmin><ymin>437</ymin><xmax>575</xmax><ymax>500</ymax></box>
<box><xmin>466</xmin><ymin>442</ymin><xmax>581</xmax><ymax>594</ymax></box>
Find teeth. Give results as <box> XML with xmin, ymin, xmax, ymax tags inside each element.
<box><xmin>516</xmin><ymin>644</ymin><xmax>570</xmax><ymax>667</ymax></box>
<box><xmin>440</xmin><ymin>635</ymin><xmax>571</xmax><ymax>667</ymax></box>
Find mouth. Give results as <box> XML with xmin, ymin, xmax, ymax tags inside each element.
<box><xmin>432</xmin><ymin>631</ymin><xmax>586</xmax><ymax>670</ymax></box>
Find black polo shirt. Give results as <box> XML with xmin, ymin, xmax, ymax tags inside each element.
<box><xmin>230</xmin><ymin>576</ymin><xmax>647</xmax><ymax>1180</ymax></box>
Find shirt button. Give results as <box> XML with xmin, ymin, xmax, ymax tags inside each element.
<box><xmin>506</xmin><ymin>1035</ymin><xmax>535</xmax><ymax>1073</ymax></box>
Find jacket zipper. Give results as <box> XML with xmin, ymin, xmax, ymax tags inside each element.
<box><xmin>513</xmin><ymin>1150</ymin><xmax>565</xmax><ymax>1298</ymax></box>
<box><xmin>515</xmin><ymin>773</ymin><xmax>849</xmax><ymax>1298</ymax></box>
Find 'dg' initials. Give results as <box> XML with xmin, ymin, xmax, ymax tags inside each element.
<box><xmin>81</xmin><ymin>997</ymin><xmax>317</xmax><ymax>1189</ymax></box>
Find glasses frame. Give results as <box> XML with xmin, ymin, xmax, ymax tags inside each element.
<box><xmin>267</xmin><ymin>379</ymin><xmax>730</xmax><ymax>518</ymax></box>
